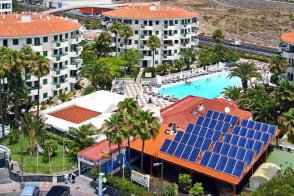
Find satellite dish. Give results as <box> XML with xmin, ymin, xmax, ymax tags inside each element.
<box><xmin>198</xmin><ymin>104</ymin><xmax>204</xmax><ymax>112</ymax></box>
<box><xmin>225</xmin><ymin>107</ymin><xmax>230</xmax><ymax>114</ymax></box>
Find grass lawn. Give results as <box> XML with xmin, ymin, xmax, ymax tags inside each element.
<box><xmin>6</xmin><ymin>137</ymin><xmax>76</xmax><ymax>174</ymax></box>
<box><xmin>267</xmin><ymin>148</ymin><xmax>294</xmax><ymax>171</ymax></box>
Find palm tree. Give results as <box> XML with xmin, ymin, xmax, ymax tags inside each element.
<box><xmin>222</xmin><ymin>86</ymin><xmax>243</xmax><ymax>100</ymax></box>
<box><xmin>85</xmin><ymin>32</ymin><xmax>113</xmax><ymax>59</ymax></box>
<box><xmin>196</xmin><ymin>48</ymin><xmax>215</xmax><ymax>70</ymax></box>
<box><xmin>109</xmin><ymin>21</ymin><xmax>123</xmax><ymax>57</ymax></box>
<box><xmin>0</xmin><ymin>46</ymin><xmax>10</xmax><ymax>145</ymax></box>
<box><xmin>21</xmin><ymin>113</ymin><xmax>46</xmax><ymax>155</ymax></box>
<box><xmin>117</xmin><ymin>98</ymin><xmax>138</xmax><ymax>161</ymax></box>
<box><xmin>103</xmin><ymin>112</ymin><xmax>124</xmax><ymax>177</ymax></box>
<box><xmin>58</xmin><ymin>92</ymin><xmax>74</xmax><ymax>103</ymax></box>
<box><xmin>133</xmin><ymin>110</ymin><xmax>160</xmax><ymax>172</ymax></box>
<box><xmin>30</xmin><ymin>55</ymin><xmax>50</xmax><ymax>116</ymax></box>
<box><xmin>280</xmin><ymin>108</ymin><xmax>294</xmax><ymax>144</ymax></box>
<box><xmin>119</xmin><ymin>25</ymin><xmax>133</xmax><ymax>52</ymax></box>
<box><xmin>147</xmin><ymin>35</ymin><xmax>161</xmax><ymax>71</ymax></box>
<box><xmin>212</xmin><ymin>28</ymin><xmax>225</xmax><ymax>44</ymax></box>
<box><xmin>174</xmin><ymin>60</ymin><xmax>185</xmax><ymax>71</ymax></box>
<box><xmin>269</xmin><ymin>55</ymin><xmax>287</xmax><ymax>84</ymax></box>
<box><xmin>157</xmin><ymin>62</ymin><xmax>173</xmax><ymax>75</ymax></box>
<box><xmin>277</xmin><ymin>80</ymin><xmax>294</xmax><ymax>111</ymax></box>
<box><xmin>179</xmin><ymin>47</ymin><xmax>197</xmax><ymax>70</ymax></box>
<box><xmin>228</xmin><ymin>62</ymin><xmax>261</xmax><ymax>92</ymax></box>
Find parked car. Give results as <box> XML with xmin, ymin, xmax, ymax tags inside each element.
<box><xmin>20</xmin><ymin>184</ymin><xmax>39</xmax><ymax>196</ymax></box>
<box><xmin>230</xmin><ymin>41</ymin><xmax>241</xmax><ymax>46</ymax></box>
<box><xmin>46</xmin><ymin>185</ymin><xmax>70</xmax><ymax>196</ymax></box>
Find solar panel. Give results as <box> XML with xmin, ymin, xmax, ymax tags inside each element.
<box><xmin>174</xmin><ymin>143</ymin><xmax>185</xmax><ymax>157</ymax></box>
<box><xmin>253</xmin><ymin>141</ymin><xmax>263</xmax><ymax>154</ymax></box>
<box><xmin>216</xmin><ymin>156</ymin><xmax>228</xmax><ymax>171</ymax></box>
<box><xmin>215</xmin><ymin>121</ymin><xmax>224</xmax><ymax>130</ymax></box>
<box><xmin>200</xmin><ymin>151</ymin><xmax>212</xmax><ymax>166</ymax></box>
<box><xmin>261</xmin><ymin>124</ymin><xmax>269</xmax><ymax>132</ymax></box>
<box><xmin>236</xmin><ymin>148</ymin><xmax>246</xmax><ymax>160</ymax></box>
<box><xmin>199</xmin><ymin>127</ymin><xmax>207</xmax><ymax>137</ymax></box>
<box><xmin>218</xmin><ymin>113</ymin><xmax>226</xmax><ymax>121</ymax></box>
<box><xmin>206</xmin><ymin>110</ymin><xmax>213</xmax><ymax>118</ymax></box>
<box><xmin>212</xmin><ymin>112</ymin><xmax>220</xmax><ymax>120</ymax></box>
<box><xmin>247</xmin><ymin>121</ymin><xmax>255</xmax><ymax>129</ymax></box>
<box><xmin>194</xmin><ymin>137</ymin><xmax>204</xmax><ymax>148</ymax></box>
<box><xmin>213</xmin><ymin>142</ymin><xmax>222</xmax><ymax>153</ymax></box>
<box><xmin>261</xmin><ymin>133</ymin><xmax>270</xmax><ymax>145</ymax></box>
<box><xmin>253</xmin><ymin>131</ymin><xmax>262</xmax><ymax>141</ymax></box>
<box><xmin>224</xmin><ymin>133</ymin><xmax>232</xmax><ymax>143</ymax></box>
<box><xmin>186</xmin><ymin>124</ymin><xmax>194</xmax><ymax>133</ymax></box>
<box><xmin>245</xmin><ymin>139</ymin><xmax>254</xmax><ymax>149</ymax></box>
<box><xmin>268</xmin><ymin>125</ymin><xmax>277</xmax><ymax>137</ymax></box>
<box><xmin>187</xmin><ymin>134</ymin><xmax>197</xmax><ymax>146</ymax></box>
<box><xmin>220</xmin><ymin>143</ymin><xmax>230</xmax><ymax>155</ymax></box>
<box><xmin>188</xmin><ymin>147</ymin><xmax>201</xmax><ymax>162</ymax></box>
<box><xmin>192</xmin><ymin>125</ymin><xmax>201</xmax><ymax>135</ymax></box>
<box><xmin>224</xmin><ymin>115</ymin><xmax>232</xmax><ymax>123</ymax></box>
<box><xmin>231</xmin><ymin>116</ymin><xmax>239</xmax><ymax>126</ymax></box>
<box><xmin>205</xmin><ymin>129</ymin><xmax>214</xmax><ymax>138</ymax></box>
<box><xmin>212</xmin><ymin>131</ymin><xmax>221</xmax><ymax>142</ymax></box>
<box><xmin>196</xmin><ymin>116</ymin><xmax>205</xmax><ymax>126</ymax></box>
<box><xmin>254</xmin><ymin>122</ymin><xmax>262</xmax><ymax>131</ymax></box>
<box><xmin>181</xmin><ymin>145</ymin><xmax>193</xmax><ymax>160</ymax></box>
<box><xmin>228</xmin><ymin>145</ymin><xmax>238</xmax><ymax>157</ymax></box>
<box><xmin>181</xmin><ymin>132</ymin><xmax>191</xmax><ymax>144</ymax></box>
<box><xmin>207</xmin><ymin>153</ymin><xmax>220</xmax><ymax>169</ymax></box>
<box><xmin>209</xmin><ymin>119</ymin><xmax>217</xmax><ymax>129</ymax></box>
<box><xmin>232</xmin><ymin>126</ymin><xmax>241</xmax><ymax>135</ymax></box>
<box><xmin>174</xmin><ymin>131</ymin><xmax>184</xmax><ymax>142</ymax></box>
<box><xmin>203</xmin><ymin>118</ymin><xmax>211</xmax><ymax>127</ymax></box>
<box><xmin>231</xmin><ymin>135</ymin><xmax>239</xmax><ymax>145</ymax></box>
<box><xmin>160</xmin><ymin>139</ymin><xmax>172</xmax><ymax>153</ymax></box>
<box><xmin>221</xmin><ymin>123</ymin><xmax>230</xmax><ymax>133</ymax></box>
<box><xmin>238</xmin><ymin>137</ymin><xmax>246</xmax><ymax>147</ymax></box>
<box><xmin>224</xmin><ymin>158</ymin><xmax>236</xmax><ymax>174</ymax></box>
<box><xmin>246</xmin><ymin>129</ymin><xmax>255</xmax><ymax>139</ymax></box>
<box><xmin>232</xmin><ymin>161</ymin><xmax>245</xmax><ymax>177</ymax></box>
<box><xmin>202</xmin><ymin>139</ymin><xmax>212</xmax><ymax>151</ymax></box>
<box><xmin>244</xmin><ymin>150</ymin><xmax>255</xmax><ymax>165</ymax></box>
<box><xmin>166</xmin><ymin>141</ymin><xmax>179</xmax><ymax>155</ymax></box>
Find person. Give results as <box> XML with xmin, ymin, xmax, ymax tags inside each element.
<box><xmin>64</xmin><ymin>173</ymin><xmax>69</xmax><ymax>184</ymax></box>
<box><xmin>71</xmin><ymin>173</ymin><xmax>76</xmax><ymax>183</ymax></box>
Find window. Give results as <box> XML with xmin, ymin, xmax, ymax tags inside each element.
<box><xmin>13</xmin><ymin>39</ymin><xmax>18</xmax><ymax>45</ymax></box>
<box><xmin>43</xmin><ymin>93</ymin><xmax>48</xmax><ymax>99</ymax></box>
<box><xmin>65</xmin><ymin>47</ymin><xmax>68</xmax><ymax>52</ymax></box>
<box><xmin>135</xmin><ymin>40</ymin><xmax>138</xmax><ymax>44</ymax></box>
<box><xmin>53</xmin><ymin>63</ymin><xmax>58</xmax><ymax>69</ymax></box>
<box><xmin>54</xmin><ymin>91</ymin><xmax>58</xmax><ymax>96</ymax></box>
<box><xmin>65</xmin><ymin>87</ymin><xmax>68</xmax><ymax>91</ymax></box>
<box><xmin>65</xmin><ymin>33</ymin><xmax>68</xmax><ymax>39</ymax></box>
<box><xmin>65</xmin><ymin>60</ymin><xmax>68</xmax><ymax>65</ymax></box>
<box><xmin>174</xmin><ymin>50</ymin><xmax>177</xmax><ymax>53</ymax></box>
<box><xmin>43</xmin><ymin>51</ymin><xmax>48</xmax><ymax>57</ymax></box>
<box><xmin>175</xmin><ymin>20</ymin><xmax>178</xmax><ymax>24</ymax></box>
<box><xmin>34</xmin><ymin>38</ymin><xmax>41</xmax><ymax>46</ymax></box>
<box><xmin>135</xmin><ymin>30</ymin><xmax>138</xmax><ymax>34</ymax></box>
<box><xmin>155</xmin><ymin>51</ymin><xmax>159</xmax><ymax>55</ymax></box>
<box><xmin>144</xmin><ymin>21</ymin><xmax>147</xmax><ymax>25</ymax></box>
<box><xmin>3</xmin><ymin>39</ymin><xmax>7</xmax><ymax>46</ymax></box>
<box><xmin>26</xmin><ymin>38</ymin><xmax>32</xmax><ymax>45</ymax></box>
<box><xmin>135</xmin><ymin>20</ymin><xmax>138</xmax><ymax>24</ymax></box>
<box><xmin>175</xmin><ymin>40</ymin><xmax>179</xmax><ymax>44</ymax></box>
<box><xmin>174</xmin><ymin>30</ymin><xmax>177</xmax><ymax>34</ymax></box>
<box><xmin>43</xmin><ymin>79</ymin><xmax>48</xmax><ymax>85</ymax></box>
<box><xmin>53</xmin><ymin>77</ymin><xmax>58</xmax><ymax>83</ymax></box>
<box><xmin>156</xmin><ymin>21</ymin><xmax>159</xmax><ymax>25</ymax></box>
<box><xmin>54</xmin><ymin>35</ymin><xmax>58</xmax><ymax>41</ymax></box>
<box><xmin>155</xmin><ymin>60</ymin><xmax>158</xmax><ymax>65</ymax></box>
<box><xmin>43</xmin><ymin>37</ymin><xmax>48</xmax><ymax>43</ymax></box>
<box><xmin>155</xmin><ymin>31</ymin><xmax>159</xmax><ymax>35</ymax></box>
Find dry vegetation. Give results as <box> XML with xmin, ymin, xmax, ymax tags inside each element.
<box><xmin>163</xmin><ymin>0</ymin><xmax>294</xmax><ymax>48</ymax></box>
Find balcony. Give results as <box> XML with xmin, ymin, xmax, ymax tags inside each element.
<box><xmin>282</xmin><ymin>50</ymin><xmax>294</xmax><ymax>59</ymax></box>
<box><xmin>31</xmin><ymin>44</ymin><xmax>43</xmax><ymax>51</ymax></box>
<box><xmin>52</xmin><ymin>82</ymin><xmax>61</xmax><ymax>90</ymax></box>
<box><xmin>52</xmin><ymin>41</ymin><xmax>62</xmax><ymax>49</ymax></box>
<box><xmin>163</xmin><ymin>24</ymin><xmax>175</xmax><ymax>30</ymax></box>
<box><xmin>70</xmin><ymin>35</ymin><xmax>82</xmax><ymax>44</ymax></box>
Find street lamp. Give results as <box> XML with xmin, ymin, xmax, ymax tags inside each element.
<box><xmin>153</xmin><ymin>161</ymin><xmax>163</xmax><ymax>192</ymax></box>
<box><xmin>18</xmin><ymin>126</ymin><xmax>24</xmax><ymax>189</ymax></box>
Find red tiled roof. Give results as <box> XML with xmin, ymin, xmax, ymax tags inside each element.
<box><xmin>50</xmin><ymin>105</ymin><xmax>101</xmax><ymax>124</ymax></box>
<box><xmin>78</xmin><ymin>140</ymin><xmax>128</xmax><ymax>162</ymax></box>
<box><xmin>281</xmin><ymin>32</ymin><xmax>294</xmax><ymax>44</ymax></box>
<box><xmin>0</xmin><ymin>13</ymin><xmax>81</xmax><ymax>37</ymax></box>
<box><xmin>103</xmin><ymin>5</ymin><xmax>198</xmax><ymax>19</ymax></box>
<box><xmin>161</xmin><ymin>96</ymin><xmax>252</xmax><ymax>129</ymax></box>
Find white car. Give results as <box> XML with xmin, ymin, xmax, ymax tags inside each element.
<box><xmin>230</xmin><ymin>41</ymin><xmax>241</xmax><ymax>46</ymax></box>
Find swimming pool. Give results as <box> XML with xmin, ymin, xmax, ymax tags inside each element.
<box><xmin>158</xmin><ymin>71</ymin><xmax>241</xmax><ymax>99</ymax></box>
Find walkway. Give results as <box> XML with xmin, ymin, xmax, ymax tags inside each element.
<box><xmin>135</xmin><ymin>68</ymin><xmax>144</xmax><ymax>84</ymax></box>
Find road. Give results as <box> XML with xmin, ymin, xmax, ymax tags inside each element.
<box><xmin>198</xmin><ymin>35</ymin><xmax>279</xmax><ymax>57</ymax></box>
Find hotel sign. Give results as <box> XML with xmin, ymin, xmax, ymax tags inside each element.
<box><xmin>131</xmin><ymin>170</ymin><xmax>150</xmax><ymax>190</ymax></box>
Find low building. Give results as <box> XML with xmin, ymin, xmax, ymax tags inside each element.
<box><xmin>0</xmin><ymin>0</ymin><xmax>11</xmax><ymax>14</ymax></box>
<box><xmin>42</xmin><ymin>90</ymin><xmax>126</xmax><ymax>141</ymax></box>
<box><xmin>102</xmin><ymin>4</ymin><xmax>199</xmax><ymax>67</ymax></box>
<box><xmin>280</xmin><ymin>32</ymin><xmax>294</xmax><ymax>83</ymax></box>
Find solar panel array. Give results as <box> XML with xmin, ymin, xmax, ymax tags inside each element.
<box><xmin>159</xmin><ymin>110</ymin><xmax>278</xmax><ymax>179</ymax></box>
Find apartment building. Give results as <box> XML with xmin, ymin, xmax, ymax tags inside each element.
<box><xmin>280</xmin><ymin>32</ymin><xmax>294</xmax><ymax>82</ymax></box>
<box><xmin>0</xmin><ymin>0</ymin><xmax>12</xmax><ymax>14</ymax></box>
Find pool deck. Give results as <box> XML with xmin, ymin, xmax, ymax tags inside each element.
<box><xmin>266</xmin><ymin>148</ymin><xmax>294</xmax><ymax>170</ymax></box>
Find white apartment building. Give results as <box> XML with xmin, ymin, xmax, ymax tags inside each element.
<box><xmin>103</xmin><ymin>4</ymin><xmax>199</xmax><ymax>67</ymax></box>
<box><xmin>280</xmin><ymin>32</ymin><xmax>294</xmax><ymax>82</ymax></box>
<box><xmin>0</xmin><ymin>0</ymin><xmax>11</xmax><ymax>14</ymax></box>
<box><xmin>0</xmin><ymin>13</ymin><xmax>83</xmax><ymax>102</ymax></box>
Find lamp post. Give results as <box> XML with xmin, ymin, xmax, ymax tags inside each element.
<box><xmin>19</xmin><ymin>126</ymin><xmax>24</xmax><ymax>189</ymax></box>
<box><xmin>276</xmin><ymin>110</ymin><xmax>281</xmax><ymax>147</ymax></box>
<box><xmin>153</xmin><ymin>161</ymin><xmax>163</xmax><ymax>192</ymax></box>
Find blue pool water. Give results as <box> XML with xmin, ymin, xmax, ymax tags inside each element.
<box><xmin>158</xmin><ymin>71</ymin><xmax>241</xmax><ymax>99</ymax></box>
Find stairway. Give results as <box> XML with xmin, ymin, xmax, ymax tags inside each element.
<box><xmin>135</xmin><ymin>68</ymin><xmax>144</xmax><ymax>84</ymax></box>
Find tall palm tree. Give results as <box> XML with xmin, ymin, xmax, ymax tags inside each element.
<box><xmin>30</xmin><ymin>55</ymin><xmax>50</xmax><ymax>116</ymax></box>
<box><xmin>269</xmin><ymin>55</ymin><xmax>287</xmax><ymax>84</ymax></box>
<box><xmin>179</xmin><ymin>47</ymin><xmax>197</xmax><ymax>70</ymax></box>
<box><xmin>109</xmin><ymin>21</ymin><xmax>123</xmax><ymax>57</ymax></box>
<box><xmin>196</xmin><ymin>48</ymin><xmax>215</xmax><ymax>70</ymax></box>
<box><xmin>119</xmin><ymin>25</ymin><xmax>133</xmax><ymax>52</ymax></box>
<box><xmin>277</xmin><ymin>80</ymin><xmax>294</xmax><ymax>111</ymax></box>
<box><xmin>147</xmin><ymin>35</ymin><xmax>161</xmax><ymax>72</ymax></box>
<box><xmin>133</xmin><ymin>110</ymin><xmax>160</xmax><ymax>172</ymax></box>
<box><xmin>228</xmin><ymin>62</ymin><xmax>261</xmax><ymax>92</ymax></box>
<box><xmin>280</xmin><ymin>108</ymin><xmax>294</xmax><ymax>144</ymax></box>
<box><xmin>85</xmin><ymin>32</ymin><xmax>113</xmax><ymax>59</ymax></box>
<box><xmin>222</xmin><ymin>86</ymin><xmax>243</xmax><ymax>100</ymax></box>
<box><xmin>212</xmin><ymin>28</ymin><xmax>225</xmax><ymax>44</ymax></box>
<box><xmin>103</xmin><ymin>112</ymin><xmax>124</xmax><ymax>177</ymax></box>
<box><xmin>174</xmin><ymin>60</ymin><xmax>185</xmax><ymax>71</ymax></box>
<box><xmin>0</xmin><ymin>46</ymin><xmax>10</xmax><ymax>145</ymax></box>
<box><xmin>118</xmin><ymin>98</ymin><xmax>138</xmax><ymax>161</ymax></box>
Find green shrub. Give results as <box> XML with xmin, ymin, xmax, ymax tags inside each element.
<box><xmin>178</xmin><ymin>174</ymin><xmax>192</xmax><ymax>193</ymax></box>
<box><xmin>42</xmin><ymin>140</ymin><xmax>59</xmax><ymax>163</ymax></box>
<box><xmin>237</xmin><ymin>52</ymin><xmax>270</xmax><ymax>63</ymax></box>
<box><xmin>189</xmin><ymin>183</ymin><xmax>204</xmax><ymax>196</ymax></box>
<box><xmin>7</xmin><ymin>128</ymin><xmax>19</xmax><ymax>145</ymax></box>
<box><xmin>163</xmin><ymin>183</ymin><xmax>178</xmax><ymax>196</ymax></box>
<box><xmin>107</xmin><ymin>176</ymin><xmax>153</xmax><ymax>196</ymax></box>
<box><xmin>90</xmin><ymin>167</ymin><xmax>101</xmax><ymax>181</ymax></box>
<box><xmin>82</xmin><ymin>86</ymin><xmax>98</xmax><ymax>95</ymax></box>
<box><xmin>40</xmin><ymin>105</ymin><xmax>48</xmax><ymax>110</ymax></box>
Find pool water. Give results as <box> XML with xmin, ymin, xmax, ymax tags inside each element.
<box><xmin>158</xmin><ymin>71</ymin><xmax>241</xmax><ymax>99</ymax></box>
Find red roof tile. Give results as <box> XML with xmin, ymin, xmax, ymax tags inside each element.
<box><xmin>78</xmin><ymin>140</ymin><xmax>128</xmax><ymax>162</ymax></box>
<box><xmin>161</xmin><ymin>96</ymin><xmax>252</xmax><ymax>129</ymax></box>
<box><xmin>103</xmin><ymin>5</ymin><xmax>198</xmax><ymax>19</ymax></box>
<box><xmin>50</xmin><ymin>105</ymin><xmax>101</xmax><ymax>124</ymax></box>
<box><xmin>281</xmin><ymin>32</ymin><xmax>294</xmax><ymax>44</ymax></box>
<box><xmin>0</xmin><ymin>13</ymin><xmax>81</xmax><ymax>37</ymax></box>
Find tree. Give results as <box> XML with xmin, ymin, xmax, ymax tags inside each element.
<box><xmin>80</xmin><ymin>57</ymin><xmax>125</xmax><ymax>88</ymax></box>
<box><xmin>189</xmin><ymin>183</ymin><xmax>204</xmax><ymax>196</ymax></box>
<box><xmin>197</xmin><ymin>48</ymin><xmax>215</xmax><ymax>69</ymax></box>
<box><xmin>30</xmin><ymin>55</ymin><xmax>50</xmax><ymax>116</ymax></box>
<box><xmin>21</xmin><ymin>113</ymin><xmax>46</xmax><ymax>155</ymax></box>
<box><xmin>109</xmin><ymin>21</ymin><xmax>123</xmax><ymax>57</ymax></box>
<box><xmin>163</xmin><ymin>183</ymin><xmax>179</xmax><ymax>196</ymax></box>
<box><xmin>178</xmin><ymin>174</ymin><xmax>192</xmax><ymax>193</ymax></box>
<box><xmin>103</xmin><ymin>112</ymin><xmax>125</xmax><ymax>177</ymax></box>
<box><xmin>179</xmin><ymin>47</ymin><xmax>197</xmax><ymax>70</ymax></box>
<box><xmin>157</xmin><ymin>62</ymin><xmax>173</xmax><ymax>75</ymax></box>
<box><xmin>58</xmin><ymin>92</ymin><xmax>74</xmax><ymax>103</ymax></box>
<box><xmin>0</xmin><ymin>46</ymin><xmax>10</xmax><ymax>145</ymax></box>
<box><xmin>117</xmin><ymin>98</ymin><xmax>138</xmax><ymax>161</ymax></box>
<box><xmin>147</xmin><ymin>35</ymin><xmax>161</xmax><ymax>71</ymax></box>
<box><xmin>119</xmin><ymin>25</ymin><xmax>133</xmax><ymax>52</ymax></box>
<box><xmin>280</xmin><ymin>108</ymin><xmax>294</xmax><ymax>144</ymax></box>
<box><xmin>83</xmin><ymin>18</ymin><xmax>101</xmax><ymax>30</ymax></box>
<box><xmin>213</xmin><ymin>43</ymin><xmax>230</xmax><ymax>63</ymax></box>
<box><xmin>222</xmin><ymin>86</ymin><xmax>243</xmax><ymax>100</ymax></box>
<box><xmin>119</xmin><ymin>49</ymin><xmax>143</xmax><ymax>70</ymax></box>
<box><xmin>228</xmin><ymin>62</ymin><xmax>261</xmax><ymax>92</ymax></box>
<box><xmin>133</xmin><ymin>110</ymin><xmax>160</xmax><ymax>172</ymax></box>
<box><xmin>85</xmin><ymin>32</ymin><xmax>113</xmax><ymax>59</ymax></box>
<box><xmin>212</xmin><ymin>28</ymin><xmax>225</xmax><ymax>43</ymax></box>
<box><xmin>174</xmin><ymin>60</ymin><xmax>185</xmax><ymax>71</ymax></box>
<box><xmin>277</xmin><ymin>80</ymin><xmax>294</xmax><ymax>112</ymax></box>
<box><xmin>68</xmin><ymin>124</ymin><xmax>96</xmax><ymax>155</ymax></box>
<box><xmin>269</xmin><ymin>55</ymin><xmax>287</xmax><ymax>84</ymax></box>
